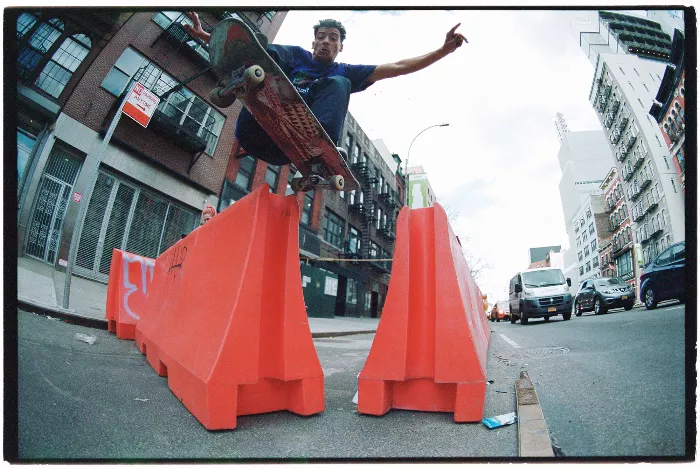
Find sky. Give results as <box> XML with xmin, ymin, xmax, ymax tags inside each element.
<box><xmin>273</xmin><ymin>8</ymin><xmax>616</xmax><ymax>301</ymax></box>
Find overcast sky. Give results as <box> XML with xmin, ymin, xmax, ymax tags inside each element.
<box><xmin>273</xmin><ymin>8</ymin><xmax>621</xmax><ymax>300</ymax></box>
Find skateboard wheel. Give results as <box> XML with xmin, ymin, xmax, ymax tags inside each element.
<box><xmin>244</xmin><ymin>65</ymin><xmax>265</xmax><ymax>88</ymax></box>
<box><xmin>330</xmin><ymin>175</ymin><xmax>345</xmax><ymax>191</ymax></box>
<box><xmin>209</xmin><ymin>86</ymin><xmax>236</xmax><ymax>108</ymax></box>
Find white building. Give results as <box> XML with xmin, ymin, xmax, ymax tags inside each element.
<box><xmin>572</xmin><ymin>193</ymin><xmax>610</xmax><ymax>286</ymax></box>
<box><xmin>589</xmin><ymin>52</ymin><xmax>685</xmax><ymax>265</ymax></box>
<box><xmin>406</xmin><ymin>166</ymin><xmax>436</xmax><ymax>209</ymax></box>
<box><xmin>572</xmin><ymin>10</ymin><xmax>684</xmax><ymax>266</ymax></box>
<box><xmin>556</xmin><ymin>129</ymin><xmax>616</xmax><ymax>290</ymax></box>
<box><xmin>554</xmin><ymin>112</ymin><xmax>570</xmax><ymax>143</ymax></box>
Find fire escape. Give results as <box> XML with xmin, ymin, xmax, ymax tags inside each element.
<box><xmin>350</xmin><ymin>159</ymin><xmax>378</xmax><ymax>262</ymax></box>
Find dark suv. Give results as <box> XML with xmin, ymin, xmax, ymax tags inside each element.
<box><xmin>639</xmin><ymin>241</ymin><xmax>685</xmax><ymax>310</ymax></box>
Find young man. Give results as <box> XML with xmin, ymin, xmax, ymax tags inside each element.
<box><xmin>185</xmin><ymin>12</ymin><xmax>466</xmax><ymax>166</ymax></box>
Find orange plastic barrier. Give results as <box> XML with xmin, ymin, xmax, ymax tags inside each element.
<box><xmin>357</xmin><ymin>203</ymin><xmax>490</xmax><ymax>422</ymax></box>
<box><xmin>134</xmin><ymin>186</ymin><xmax>324</xmax><ymax>430</ymax></box>
<box><xmin>105</xmin><ymin>249</ymin><xmax>155</xmax><ymax>340</ymax></box>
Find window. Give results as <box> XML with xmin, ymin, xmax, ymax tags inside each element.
<box><xmin>264</xmin><ymin>164</ymin><xmax>280</xmax><ymax>192</ymax></box>
<box><xmin>589</xmin><ymin>224</ymin><xmax>595</xmax><ymax>234</ymax></box>
<box><xmin>671</xmin><ymin>178</ymin><xmax>677</xmax><ymax>193</ymax></box>
<box><xmin>619</xmin><ymin>67</ymin><xmax>626</xmax><ymax>75</ymax></box>
<box><xmin>102</xmin><ymin>48</ymin><xmax>225</xmax><ymax>155</ymax></box>
<box><xmin>16</xmin><ymin>12</ymin><xmax>38</xmax><ymax>38</ymax></box>
<box><xmin>586</xmin><ymin>261</ymin><xmax>591</xmax><ymax>272</ymax></box>
<box><xmin>286</xmin><ymin>166</ymin><xmax>297</xmax><ymax>195</ymax></box>
<box><xmin>301</xmin><ymin>190</ymin><xmax>315</xmax><ymax>226</ymax></box>
<box><xmin>17</xmin><ymin>18</ymin><xmax>63</xmax><ymax>80</ymax></box>
<box><xmin>591</xmin><ymin>239</ymin><xmax>597</xmax><ymax>250</ymax></box>
<box><xmin>376</xmin><ymin>207</ymin><xmax>382</xmax><ymax>229</ymax></box>
<box><xmin>628</xmin><ymin>81</ymin><xmax>634</xmax><ymax>90</ymax></box>
<box><xmin>369</xmin><ymin>241</ymin><xmax>379</xmax><ymax>259</ymax></box>
<box><xmin>578</xmin><ymin>251</ymin><xmax>583</xmax><ymax>261</ymax></box>
<box><xmin>584</xmin><ymin>247</ymin><xmax>590</xmax><ymax>257</ymax></box>
<box><xmin>593</xmin><ymin>257</ymin><xmax>599</xmax><ymax>268</ymax></box>
<box><xmin>617</xmin><ymin>251</ymin><xmax>633</xmax><ymax>276</ymax></box>
<box><xmin>586</xmin><ymin>209</ymin><xmax>592</xmax><ymax>220</ymax></box>
<box><xmin>323</xmin><ymin>209</ymin><xmax>344</xmax><ymax>248</ymax></box>
<box><xmin>153</xmin><ymin>11</ymin><xmax>209</xmax><ymax>61</ymax></box>
<box><xmin>347</xmin><ymin>226</ymin><xmax>360</xmax><ymax>254</ymax></box>
<box><xmin>17</xmin><ymin>127</ymin><xmax>38</xmax><ymax>183</ymax></box>
<box><xmin>35</xmin><ymin>33</ymin><xmax>91</xmax><ymax>98</ymax></box>
<box><xmin>235</xmin><ymin>155</ymin><xmax>255</xmax><ymax>190</ymax></box>
<box><xmin>346</xmin><ymin>278</ymin><xmax>357</xmax><ymax>304</ymax></box>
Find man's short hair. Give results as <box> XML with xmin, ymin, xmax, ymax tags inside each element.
<box><xmin>314</xmin><ymin>19</ymin><xmax>346</xmax><ymax>43</ymax></box>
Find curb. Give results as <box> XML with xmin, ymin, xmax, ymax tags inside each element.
<box><xmin>516</xmin><ymin>371</ymin><xmax>555</xmax><ymax>458</ymax></box>
<box><xmin>18</xmin><ymin>299</ymin><xmax>109</xmax><ymax>330</ymax></box>
<box><xmin>18</xmin><ymin>300</ymin><xmax>376</xmax><ymax>338</ymax></box>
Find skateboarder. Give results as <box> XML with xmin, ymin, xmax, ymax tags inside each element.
<box><xmin>185</xmin><ymin>12</ymin><xmax>466</xmax><ymax>166</ymax></box>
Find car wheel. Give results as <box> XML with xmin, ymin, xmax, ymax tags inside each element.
<box><xmin>624</xmin><ymin>303</ymin><xmax>633</xmax><ymax>311</ymax></box>
<box><xmin>544</xmin><ymin>316</ymin><xmax>550</xmax><ymax>322</ymax></box>
<box><xmin>594</xmin><ymin>297</ymin><xmax>607</xmax><ymax>315</ymax></box>
<box><xmin>563</xmin><ymin>311</ymin><xmax>571</xmax><ymax>320</ymax></box>
<box><xmin>575</xmin><ymin>300</ymin><xmax>583</xmax><ymax>316</ymax></box>
<box><xmin>644</xmin><ymin>288</ymin><xmax>658</xmax><ymax>310</ymax></box>
<box><xmin>510</xmin><ymin>309</ymin><xmax>516</xmax><ymax>324</ymax></box>
<box><xmin>520</xmin><ymin>307</ymin><xmax>528</xmax><ymax>325</ymax></box>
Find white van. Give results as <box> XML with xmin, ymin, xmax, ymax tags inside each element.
<box><xmin>508</xmin><ymin>267</ymin><xmax>573</xmax><ymax>325</ymax></box>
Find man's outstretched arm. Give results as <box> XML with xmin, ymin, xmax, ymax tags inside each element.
<box><xmin>183</xmin><ymin>12</ymin><xmax>210</xmax><ymax>43</ymax></box>
<box><xmin>367</xmin><ymin>24</ymin><xmax>466</xmax><ymax>83</ymax></box>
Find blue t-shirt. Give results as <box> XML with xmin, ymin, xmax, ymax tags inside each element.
<box><xmin>269</xmin><ymin>45</ymin><xmax>377</xmax><ymax>97</ymax></box>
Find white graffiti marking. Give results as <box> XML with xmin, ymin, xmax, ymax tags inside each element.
<box><xmin>122</xmin><ymin>252</ymin><xmax>155</xmax><ymax>321</ymax></box>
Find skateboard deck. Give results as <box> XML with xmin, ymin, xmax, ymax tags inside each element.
<box><xmin>209</xmin><ymin>17</ymin><xmax>359</xmax><ymax>192</ymax></box>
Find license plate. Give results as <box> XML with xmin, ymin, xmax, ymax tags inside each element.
<box><xmin>622</xmin><ymin>295</ymin><xmax>628</xmax><ymax>300</ymax></box>
<box><xmin>548</xmin><ymin>307</ymin><xmax>556</xmax><ymax>312</ymax></box>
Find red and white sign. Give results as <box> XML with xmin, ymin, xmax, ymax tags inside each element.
<box><xmin>122</xmin><ymin>82</ymin><xmax>160</xmax><ymax>128</ymax></box>
<box><xmin>72</xmin><ymin>192</ymin><xmax>83</xmax><ymax>203</ymax></box>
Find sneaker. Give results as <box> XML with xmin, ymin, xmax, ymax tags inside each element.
<box><xmin>337</xmin><ymin>147</ymin><xmax>349</xmax><ymax>160</ymax></box>
<box><xmin>255</xmin><ymin>32</ymin><xmax>269</xmax><ymax>49</ymax></box>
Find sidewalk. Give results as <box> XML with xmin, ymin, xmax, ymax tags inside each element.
<box><xmin>17</xmin><ymin>256</ymin><xmax>379</xmax><ymax>337</ymax></box>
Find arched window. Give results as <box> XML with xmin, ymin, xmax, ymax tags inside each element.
<box><xmin>16</xmin><ymin>12</ymin><xmax>38</xmax><ymax>38</ymax></box>
<box><xmin>17</xmin><ymin>18</ymin><xmax>64</xmax><ymax>80</ymax></box>
<box><xmin>35</xmin><ymin>33</ymin><xmax>91</xmax><ymax>98</ymax></box>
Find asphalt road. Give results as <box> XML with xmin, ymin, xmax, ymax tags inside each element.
<box><xmin>487</xmin><ymin>301</ymin><xmax>688</xmax><ymax>457</ymax></box>
<box><xmin>14</xmin><ymin>310</ymin><xmax>521</xmax><ymax>461</ymax></box>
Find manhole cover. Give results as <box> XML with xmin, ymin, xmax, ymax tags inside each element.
<box><xmin>497</xmin><ymin>347</ymin><xmax>569</xmax><ymax>362</ymax></box>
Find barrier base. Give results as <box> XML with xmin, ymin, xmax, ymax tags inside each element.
<box><xmin>358</xmin><ymin>377</ymin><xmax>486</xmax><ymax>422</ymax></box>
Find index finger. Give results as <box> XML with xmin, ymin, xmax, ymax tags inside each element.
<box><xmin>448</xmin><ymin>23</ymin><xmax>461</xmax><ymax>35</ymax></box>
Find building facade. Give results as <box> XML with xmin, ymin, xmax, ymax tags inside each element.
<box><xmin>406</xmin><ymin>166</ymin><xmax>436</xmax><ymax>209</ymax></box>
<box><xmin>589</xmin><ymin>52</ymin><xmax>684</xmax><ymax>267</ymax></box>
<box><xmin>15</xmin><ymin>9</ymin><xmax>287</xmax><ymax>283</ymax></box>
<box><xmin>575</xmin><ymin>10</ymin><xmax>685</xmax><ymax>269</ymax></box>
<box><xmin>222</xmin><ymin>110</ymin><xmax>404</xmax><ymax>318</ymax></box>
<box><xmin>650</xmin><ymin>29</ymin><xmax>686</xmax><ymax>195</ymax></box>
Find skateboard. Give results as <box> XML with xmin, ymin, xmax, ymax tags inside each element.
<box><xmin>208</xmin><ymin>17</ymin><xmax>359</xmax><ymax>192</ymax></box>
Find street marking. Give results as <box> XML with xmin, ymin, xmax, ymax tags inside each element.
<box><xmin>500</xmin><ymin>333</ymin><xmax>521</xmax><ymax>349</ymax></box>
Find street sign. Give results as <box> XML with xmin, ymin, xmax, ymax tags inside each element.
<box><xmin>122</xmin><ymin>82</ymin><xmax>160</xmax><ymax>128</ymax></box>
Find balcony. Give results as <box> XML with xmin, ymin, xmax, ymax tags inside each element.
<box><xmin>646</xmin><ymin>196</ymin><xmax>659</xmax><ymax>211</ymax></box>
<box><xmin>149</xmin><ymin>108</ymin><xmax>208</xmax><ymax>154</ymax></box>
<box><xmin>622</xmin><ymin>165</ymin><xmax>634</xmax><ymax>181</ymax></box>
<box><xmin>349</xmin><ymin>202</ymin><xmax>366</xmax><ymax>216</ymax></box>
<box><xmin>648</xmin><ymin>222</ymin><xmax>663</xmax><ymax>238</ymax></box>
<box><xmin>632</xmin><ymin>152</ymin><xmax>645</xmax><ymax>170</ymax></box>
<box><xmin>634</xmin><ymin>204</ymin><xmax>647</xmax><ymax>222</ymax></box>
<box><xmin>620</xmin><ymin>134</ymin><xmax>637</xmax><ymax>155</ymax></box>
<box><xmin>612</xmin><ymin>240</ymin><xmax>632</xmax><ymax>258</ymax></box>
<box><xmin>639</xmin><ymin>173</ymin><xmax>652</xmax><ymax>190</ymax></box>
<box><xmin>610</xmin><ymin>128</ymin><xmax>622</xmax><ymax>145</ymax></box>
<box><xmin>378</xmin><ymin>223</ymin><xmax>396</xmax><ymax>240</ymax></box>
<box><xmin>629</xmin><ymin>183</ymin><xmax>642</xmax><ymax>200</ymax></box>
<box><xmin>615</xmin><ymin>116</ymin><xmax>629</xmax><ymax>135</ymax></box>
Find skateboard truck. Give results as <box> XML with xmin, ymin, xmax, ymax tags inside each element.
<box><xmin>210</xmin><ymin>65</ymin><xmax>265</xmax><ymax>108</ymax></box>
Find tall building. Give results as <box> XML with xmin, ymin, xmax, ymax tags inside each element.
<box><xmin>571</xmin><ymin>10</ymin><xmax>673</xmax><ymax>67</ymax></box>
<box><xmin>572</xmin><ymin>193</ymin><xmax>614</xmax><ymax>286</ymax></box>
<box><xmin>573</xmin><ymin>10</ymin><xmax>684</xmax><ymax>268</ymax></box>
<box><xmin>649</xmin><ymin>29</ymin><xmax>686</xmax><ymax>195</ymax></box>
<box><xmin>556</xmin><ymin>130</ymin><xmax>616</xmax><ymax>289</ymax></box>
<box><xmin>15</xmin><ymin>9</ymin><xmax>286</xmax><ymax>282</ymax></box>
<box><xmin>554</xmin><ymin>112</ymin><xmax>570</xmax><ymax>143</ymax></box>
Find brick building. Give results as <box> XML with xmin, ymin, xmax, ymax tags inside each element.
<box><xmin>13</xmin><ymin>8</ymin><xmax>405</xmax><ymax>318</ymax></box>
<box><xmin>15</xmin><ymin>9</ymin><xmax>286</xmax><ymax>282</ymax></box>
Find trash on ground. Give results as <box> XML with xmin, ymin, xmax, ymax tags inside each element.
<box><xmin>495</xmin><ymin>389</ymin><xmax>511</xmax><ymax>394</ymax></box>
<box><xmin>75</xmin><ymin>333</ymin><xmax>97</xmax><ymax>345</ymax></box>
<box><xmin>134</xmin><ymin>398</ymin><xmax>150</xmax><ymax>402</ymax></box>
<box><xmin>352</xmin><ymin>372</ymin><xmax>360</xmax><ymax>404</ymax></box>
<box><xmin>482</xmin><ymin>411</ymin><xmax>518</xmax><ymax>429</ymax></box>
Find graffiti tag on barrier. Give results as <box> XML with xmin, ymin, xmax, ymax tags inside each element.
<box><xmin>122</xmin><ymin>253</ymin><xmax>155</xmax><ymax>320</ymax></box>
<box><xmin>166</xmin><ymin>244</ymin><xmax>187</xmax><ymax>286</ymax></box>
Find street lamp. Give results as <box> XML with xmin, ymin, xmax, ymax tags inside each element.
<box><xmin>404</xmin><ymin>123</ymin><xmax>449</xmax><ymax>206</ymax></box>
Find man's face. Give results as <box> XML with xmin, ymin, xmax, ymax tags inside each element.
<box><xmin>312</xmin><ymin>27</ymin><xmax>343</xmax><ymax>64</ymax></box>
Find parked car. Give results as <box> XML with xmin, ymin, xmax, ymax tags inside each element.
<box><xmin>640</xmin><ymin>241</ymin><xmax>685</xmax><ymax>310</ymax></box>
<box><xmin>489</xmin><ymin>301</ymin><xmax>509</xmax><ymax>322</ymax></box>
<box><xmin>574</xmin><ymin>277</ymin><xmax>635</xmax><ymax>315</ymax></box>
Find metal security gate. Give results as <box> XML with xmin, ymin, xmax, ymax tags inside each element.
<box><xmin>24</xmin><ymin>145</ymin><xmax>82</xmax><ymax>264</ymax></box>
<box><xmin>74</xmin><ymin>170</ymin><xmax>199</xmax><ymax>282</ymax></box>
